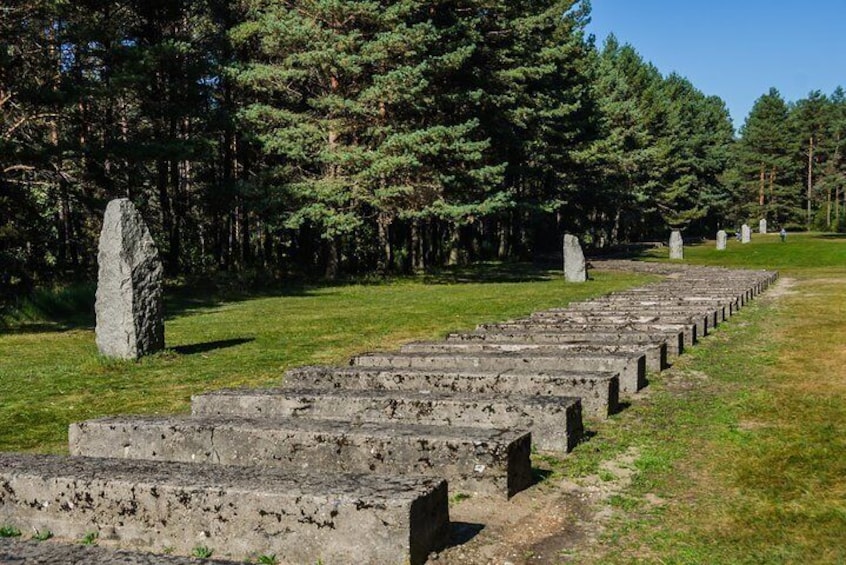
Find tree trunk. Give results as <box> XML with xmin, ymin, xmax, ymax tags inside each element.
<box><xmin>410</xmin><ymin>219</ymin><xmax>423</xmax><ymax>273</ymax></box>
<box><xmin>447</xmin><ymin>224</ymin><xmax>461</xmax><ymax>266</ymax></box>
<box><xmin>498</xmin><ymin>217</ymin><xmax>510</xmax><ymax>259</ymax></box>
<box><xmin>826</xmin><ymin>185</ymin><xmax>832</xmax><ymax>229</ymax></box>
<box><xmin>377</xmin><ymin>213</ymin><xmax>392</xmax><ymax>272</ymax></box>
<box><xmin>157</xmin><ymin>160</ymin><xmax>175</xmax><ymax>273</ymax></box>
<box><xmin>759</xmin><ymin>166</ymin><xmax>765</xmax><ymax>207</ymax></box>
<box><xmin>324</xmin><ymin>238</ymin><xmax>339</xmax><ymax>279</ymax></box>
<box><xmin>807</xmin><ymin>136</ymin><xmax>814</xmax><ymax>229</ymax></box>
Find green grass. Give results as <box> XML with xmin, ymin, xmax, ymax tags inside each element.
<box><xmin>3</xmin><ymin>236</ymin><xmax>844</xmax><ymax>563</ymax></box>
<box><xmin>563</xmin><ymin>232</ymin><xmax>846</xmax><ymax>564</ymax></box>
<box><xmin>642</xmin><ymin>231</ymin><xmax>846</xmax><ymax>277</ymax></box>
<box><xmin>0</xmin><ymin>264</ymin><xmax>651</xmax><ymax>453</ymax></box>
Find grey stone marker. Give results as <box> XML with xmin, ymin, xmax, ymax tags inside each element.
<box><xmin>716</xmin><ymin>229</ymin><xmax>727</xmax><ymax>250</ymax></box>
<box><xmin>759</xmin><ymin>218</ymin><xmax>767</xmax><ymax>234</ymax></box>
<box><xmin>741</xmin><ymin>224</ymin><xmax>751</xmax><ymax>243</ymax></box>
<box><xmin>95</xmin><ymin>198</ymin><xmax>164</xmax><ymax>360</ymax></box>
<box><xmin>563</xmin><ymin>234</ymin><xmax>586</xmax><ymax>282</ymax></box>
<box><xmin>669</xmin><ymin>230</ymin><xmax>683</xmax><ymax>259</ymax></box>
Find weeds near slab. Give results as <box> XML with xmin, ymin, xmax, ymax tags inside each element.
<box><xmin>192</xmin><ymin>545</ymin><xmax>213</xmax><ymax>559</ymax></box>
<box><xmin>0</xmin><ymin>526</ymin><xmax>21</xmax><ymax>537</ymax></box>
<box><xmin>256</xmin><ymin>555</ymin><xmax>278</xmax><ymax>565</ymax></box>
<box><xmin>79</xmin><ymin>531</ymin><xmax>98</xmax><ymax>545</ymax></box>
<box><xmin>31</xmin><ymin>529</ymin><xmax>52</xmax><ymax>541</ymax></box>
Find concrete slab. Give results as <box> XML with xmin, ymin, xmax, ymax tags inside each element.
<box><xmin>448</xmin><ymin>329</ymin><xmax>684</xmax><ymax>358</ymax></box>
<box><xmin>0</xmin><ymin>454</ymin><xmax>448</xmax><ymax>565</ymax></box>
<box><xmin>480</xmin><ymin>319</ymin><xmax>697</xmax><ymax>349</ymax></box>
<box><xmin>534</xmin><ymin>306</ymin><xmax>719</xmax><ymax>333</ymax></box>
<box><xmin>0</xmin><ymin>538</ymin><xmax>241</xmax><ymax>564</ymax></box>
<box><xmin>69</xmin><ymin>417</ymin><xmax>532</xmax><ymax>499</ymax></box>
<box><xmin>400</xmin><ymin>340</ymin><xmax>667</xmax><ymax>373</ymax></box>
<box><xmin>351</xmin><ymin>350</ymin><xmax>646</xmax><ymax>394</ymax></box>
<box><xmin>521</xmin><ymin>311</ymin><xmax>709</xmax><ymax>339</ymax></box>
<box><xmin>192</xmin><ymin>387</ymin><xmax>583</xmax><ymax>452</ymax></box>
<box><xmin>284</xmin><ymin>366</ymin><xmax>619</xmax><ymax>419</ymax></box>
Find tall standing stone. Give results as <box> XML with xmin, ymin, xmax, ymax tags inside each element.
<box><xmin>716</xmin><ymin>230</ymin><xmax>727</xmax><ymax>250</ymax></box>
<box><xmin>669</xmin><ymin>230</ymin><xmax>684</xmax><ymax>260</ymax></box>
<box><xmin>563</xmin><ymin>234</ymin><xmax>587</xmax><ymax>282</ymax></box>
<box><xmin>741</xmin><ymin>224</ymin><xmax>751</xmax><ymax>243</ymax></box>
<box><xmin>759</xmin><ymin>218</ymin><xmax>767</xmax><ymax>234</ymax></box>
<box><xmin>95</xmin><ymin>198</ymin><xmax>164</xmax><ymax>360</ymax></box>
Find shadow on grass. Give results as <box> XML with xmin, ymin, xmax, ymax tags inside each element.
<box><xmin>613</xmin><ymin>400</ymin><xmax>632</xmax><ymax>415</ymax></box>
<box><xmin>816</xmin><ymin>233</ymin><xmax>846</xmax><ymax>239</ymax></box>
<box><xmin>3</xmin><ymin>261</ymin><xmax>564</xmax><ymax>334</ymax></box>
<box><xmin>421</xmin><ymin>261</ymin><xmax>557</xmax><ymax>284</ymax></box>
<box><xmin>171</xmin><ymin>337</ymin><xmax>255</xmax><ymax>355</ymax></box>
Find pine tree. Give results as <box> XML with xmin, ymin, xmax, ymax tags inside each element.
<box><xmin>733</xmin><ymin>88</ymin><xmax>799</xmax><ymax>227</ymax></box>
<box><xmin>655</xmin><ymin>74</ymin><xmax>733</xmax><ymax>232</ymax></box>
<box><xmin>791</xmin><ymin>90</ymin><xmax>832</xmax><ymax>229</ymax></box>
<box><xmin>0</xmin><ymin>0</ymin><xmax>65</xmax><ymax>295</ymax></box>
<box><xmin>584</xmin><ymin>36</ymin><xmax>663</xmax><ymax>243</ymax></box>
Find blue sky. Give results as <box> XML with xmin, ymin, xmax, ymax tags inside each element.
<box><xmin>586</xmin><ymin>0</ymin><xmax>846</xmax><ymax>131</ymax></box>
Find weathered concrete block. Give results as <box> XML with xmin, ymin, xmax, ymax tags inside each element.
<box><xmin>351</xmin><ymin>351</ymin><xmax>646</xmax><ymax>394</ymax></box>
<box><xmin>0</xmin><ymin>454</ymin><xmax>449</xmax><ymax>565</ymax></box>
<box><xmin>401</xmin><ymin>340</ymin><xmax>666</xmax><ymax>373</ymax></box>
<box><xmin>483</xmin><ymin>317</ymin><xmax>699</xmax><ymax>348</ymax></box>
<box><xmin>95</xmin><ymin>199</ymin><xmax>164</xmax><ymax>360</ymax></box>
<box><xmin>478</xmin><ymin>320</ymin><xmax>696</xmax><ymax>349</ymax></box>
<box><xmin>448</xmin><ymin>329</ymin><xmax>684</xmax><ymax>358</ymax></box>
<box><xmin>284</xmin><ymin>366</ymin><xmax>619</xmax><ymax>419</ymax></box>
<box><xmin>716</xmin><ymin>229</ymin><xmax>727</xmax><ymax>250</ymax></box>
<box><xmin>192</xmin><ymin>388</ymin><xmax>583</xmax><ymax>452</ymax></box>
<box><xmin>669</xmin><ymin>230</ymin><xmax>683</xmax><ymax>260</ymax></box>
<box><xmin>536</xmin><ymin>306</ymin><xmax>717</xmax><ymax>335</ymax></box>
<box><xmin>759</xmin><ymin>218</ymin><xmax>767</xmax><ymax>234</ymax></box>
<box><xmin>0</xmin><ymin>538</ymin><xmax>241</xmax><ymax>564</ymax></box>
<box><xmin>555</xmin><ymin>297</ymin><xmax>729</xmax><ymax>323</ymax></box>
<box><xmin>741</xmin><ymin>223</ymin><xmax>751</xmax><ymax>243</ymax></box>
<box><xmin>563</xmin><ymin>234</ymin><xmax>586</xmax><ymax>282</ymax></box>
<box><xmin>69</xmin><ymin>417</ymin><xmax>532</xmax><ymax>499</ymax></box>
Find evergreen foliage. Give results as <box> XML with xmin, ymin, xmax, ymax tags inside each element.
<box><xmin>1</xmin><ymin>1</ymin><xmax>844</xmax><ymax>297</ymax></box>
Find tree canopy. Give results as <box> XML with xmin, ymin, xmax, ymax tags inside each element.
<box><xmin>1</xmin><ymin>1</ymin><xmax>843</xmax><ymax>300</ymax></box>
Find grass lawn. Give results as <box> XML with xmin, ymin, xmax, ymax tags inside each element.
<box><xmin>558</xmin><ymin>232</ymin><xmax>846</xmax><ymax>564</ymax></box>
<box><xmin>1</xmin><ymin>233</ymin><xmax>843</xmax><ymax>564</ymax></box>
<box><xmin>0</xmin><ymin>265</ymin><xmax>651</xmax><ymax>454</ymax></box>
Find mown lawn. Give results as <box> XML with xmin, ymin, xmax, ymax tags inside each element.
<box><xmin>561</xmin><ymin>232</ymin><xmax>846</xmax><ymax>564</ymax></box>
<box><xmin>2</xmin><ymin>234</ymin><xmax>843</xmax><ymax>564</ymax></box>
<box><xmin>0</xmin><ymin>266</ymin><xmax>651</xmax><ymax>454</ymax></box>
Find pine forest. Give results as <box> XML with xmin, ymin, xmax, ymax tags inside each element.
<box><xmin>2</xmin><ymin>1</ymin><xmax>845</xmax><ymax>299</ymax></box>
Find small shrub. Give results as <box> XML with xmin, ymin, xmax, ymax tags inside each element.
<box><xmin>79</xmin><ymin>531</ymin><xmax>98</xmax><ymax>545</ymax></box>
<box><xmin>192</xmin><ymin>545</ymin><xmax>213</xmax><ymax>559</ymax></box>
<box><xmin>32</xmin><ymin>529</ymin><xmax>52</xmax><ymax>541</ymax></box>
<box><xmin>257</xmin><ymin>555</ymin><xmax>278</xmax><ymax>565</ymax></box>
<box><xmin>0</xmin><ymin>525</ymin><xmax>21</xmax><ymax>537</ymax></box>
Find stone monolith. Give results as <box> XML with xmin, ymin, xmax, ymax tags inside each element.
<box><xmin>759</xmin><ymin>218</ymin><xmax>767</xmax><ymax>234</ymax></box>
<box><xmin>741</xmin><ymin>224</ymin><xmax>751</xmax><ymax>243</ymax></box>
<box><xmin>669</xmin><ymin>230</ymin><xmax>683</xmax><ymax>259</ymax></box>
<box><xmin>716</xmin><ymin>230</ymin><xmax>727</xmax><ymax>250</ymax></box>
<box><xmin>563</xmin><ymin>234</ymin><xmax>587</xmax><ymax>282</ymax></box>
<box><xmin>95</xmin><ymin>198</ymin><xmax>164</xmax><ymax>359</ymax></box>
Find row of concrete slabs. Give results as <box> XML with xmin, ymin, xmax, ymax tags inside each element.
<box><xmin>0</xmin><ymin>261</ymin><xmax>778</xmax><ymax>564</ymax></box>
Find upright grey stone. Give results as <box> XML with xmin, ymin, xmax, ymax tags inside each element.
<box><xmin>95</xmin><ymin>198</ymin><xmax>164</xmax><ymax>360</ymax></box>
<box><xmin>563</xmin><ymin>234</ymin><xmax>586</xmax><ymax>282</ymax></box>
<box><xmin>669</xmin><ymin>230</ymin><xmax>684</xmax><ymax>259</ymax></box>
<box><xmin>741</xmin><ymin>224</ymin><xmax>751</xmax><ymax>243</ymax></box>
<box><xmin>716</xmin><ymin>230</ymin><xmax>727</xmax><ymax>250</ymax></box>
<box><xmin>759</xmin><ymin>218</ymin><xmax>767</xmax><ymax>234</ymax></box>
